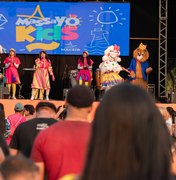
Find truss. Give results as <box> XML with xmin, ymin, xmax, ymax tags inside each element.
<box><xmin>158</xmin><ymin>0</ymin><xmax>168</xmax><ymax>98</ymax></box>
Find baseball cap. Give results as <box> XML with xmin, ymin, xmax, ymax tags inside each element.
<box><xmin>14</xmin><ymin>102</ymin><xmax>24</xmax><ymax>111</ymax></box>
<box><xmin>66</xmin><ymin>85</ymin><xmax>94</xmax><ymax>108</ymax></box>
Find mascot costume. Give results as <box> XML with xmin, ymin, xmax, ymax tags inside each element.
<box><xmin>98</xmin><ymin>45</ymin><xmax>128</xmax><ymax>90</ymax></box>
<box><xmin>128</xmin><ymin>43</ymin><xmax>152</xmax><ymax>89</ymax></box>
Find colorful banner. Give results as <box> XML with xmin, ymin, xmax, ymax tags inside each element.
<box><xmin>0</xmin><ymin>2</ymin><xmax>130</xmax><ymax>55</ymax></box>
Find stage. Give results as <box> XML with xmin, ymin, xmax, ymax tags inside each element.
<box><xmin>0</xmin><ymin>99</ymin><xmax>176</xmax><ymax>121</ymax></box>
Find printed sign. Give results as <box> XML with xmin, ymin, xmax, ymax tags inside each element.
<box><xmin>0</xmin><ymin>2</ymin><xmax>130</xmax><ymax>55</ymax></box>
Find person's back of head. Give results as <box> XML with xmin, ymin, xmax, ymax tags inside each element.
<box><xmin>81</xmin><ymin>83</ymin><xmax>171</xmax><ymax>180</ymax></box>
<box><xmin>35</xmin><ymin>101</ymin><xmax>57</xmax><ymax>119</ymax></box>
<box><xmin>158</xmin><ymin>106</ymin><xmax>173</xmax><ymax>135</ymax></box>
<box><xmin>0</xmin><ymin>154</ymin><xmax>39</xmax><ymax>180</ymax></box>
<box><xmin>158</xmin><ymin>107</ymin><xmax>170</xmax><ymax>121</ymax></box>
<box><xmin>65</xmin><ymin>85</ymin><xmax>94</xmax><ymax>121</ymax></box>
<box><xmin>56</xmin><ymin>105</ymin><xmax>67</xmax><ymax>120</ymax></box>
<box><xmin>24</xmin><ymin>105</ymin><xmax>35</xmax><ymax>116</ymax></box>
<box><xmin>167</xmin><ymin>106</ymin><xmax>176</xmax><ymax>124</ymax></box>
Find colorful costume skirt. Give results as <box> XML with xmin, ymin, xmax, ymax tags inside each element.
<box><xmin>76</xmin><ymin>69</ymin><xmax>92</xmax><ymax>82</ymax></box>
<box><xmin>31</xmin><ymin>68</ymin><xmax>50</xmax><ymax>89</ymax></box>
<box><xmin>101</xmin><ymin>71</ymin><xmax>123</xmax><ymax>89</ymax></box>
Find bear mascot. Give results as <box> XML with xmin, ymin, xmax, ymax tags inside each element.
<box><xmin>128</xmin><ymin>43</ymin><xmax>152</xmax><ymax>89</ymax></box>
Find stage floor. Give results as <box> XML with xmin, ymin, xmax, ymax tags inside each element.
<box><xmin>0</xmin><ymin>99</ymin><xmax>99</xmax><ymax>121</ymax></box>
<box><xmin>0</xmin><ymin>99</ymin><xmax>176</xmax><ymax>121</ymax></box>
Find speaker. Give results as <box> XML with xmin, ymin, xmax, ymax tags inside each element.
<box><xmin>0</xmin><ymin>86</ymin><xmax>9</xmax><ymax>99</ymax></box>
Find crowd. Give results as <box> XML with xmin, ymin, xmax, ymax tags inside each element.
<box><xmin>0</xmin><ymin>83</ymin><xmax>176</xmax><ymax>180</ymax></box>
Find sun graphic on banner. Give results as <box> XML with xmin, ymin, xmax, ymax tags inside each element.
<box><xmin>67</xmin><ymin>14</ymin><xmax>82</xmax><ymax>28</ymax></box>
<box><xmin>89</xmin><ymin>6</ymin><xmax>126</xmax><ymax>28</ymax></box>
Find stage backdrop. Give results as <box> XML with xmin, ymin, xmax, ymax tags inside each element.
<box><xmin>0</xmin><ymin>2</ymin><xmax>130</xmax><ymax>56</ymax></box>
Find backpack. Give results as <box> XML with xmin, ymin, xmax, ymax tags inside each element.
<box><xmin>7</xmin><ymin>116</ymin><xmax>23</xmax><ymax>138</ymax></box>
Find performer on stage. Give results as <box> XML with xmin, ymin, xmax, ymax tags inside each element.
<box><xmin>99</xmin><ymin>45</ymin><xmax>128</xmax><ymax>90</ymax></box>
<box><xmin>31</xmin><ymin>51</ymin><xmax>55</xmax><ymax>100</ymax></box>
<box><xmin>76</xmin><ymin>51</ymin><xmax>93</xmax><ymax>87</ymax></box>
<box><xmin>4</xmin><ymin>48</ymin><xmax>21</xmax><ymax>99</ymax></box>
<box><xmin>128</xmin><ymin>43</ymin><xmax>152</xmax><ymax>89</ymax></box>
<box><xmin>0</xmin><ymin>68</ymin><xmax>3</xmax><ymax>85</ymax></box>
<box><xmin>0</xmin><ymin>45</ymin><xmax>2</xmax><ymax>85</ymax></box>
<box><xmin>0</xmin><ymin>45</ymin><xmax>2</xmax><ymax>54</ymax></box>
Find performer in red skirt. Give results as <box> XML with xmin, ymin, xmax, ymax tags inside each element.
<box><xmin>76</xmin><ymin>51</ymin><xmax>93</xmax><ymax>87</ymax></box>
<box><xmin>4</xmin><ymin>48</ymin><xmax>21</xmax><ymax>99</ymax></box>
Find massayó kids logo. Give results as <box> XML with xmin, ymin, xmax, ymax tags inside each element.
<box><xmin>16</xmin><ymin>5</ymin><xmax>81</xmax><ymax>52</ymax></box>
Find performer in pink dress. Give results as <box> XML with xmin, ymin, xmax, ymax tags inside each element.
<box><xmin>4</xmin><ymin>48</ymin><xmax>21</xmax><ymax>99</ymax></box>
<box><xmin>76</xmin><ymin>51</ymin><xmax>93</xmax><ymax>87</ymax></box>
<box><xmin>31</xmin><ymin>51</ymin><xmax>55</xmax><ymax>100</ymax></box>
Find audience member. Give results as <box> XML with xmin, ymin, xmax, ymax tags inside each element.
<box><xmin>0</xmin><ymin>103</ymin><xmax>10</xmax><ymax>139</ymax></box>
<box><xmin>24</xmin><ymin>104</ymin><xmax>35</xmax><ymax>120</ymax></box>
<box><xmin>0</xmin><ymin>154</ymin><xmax>39</xmax><ymax>180</ymax></box>
<box><xmin>167</xmin><ymin>107</ymin><xmax>176</xmax><ymax>124</ymax></box>
<box><xmin>6</xmin><ymin>103</ymin><xmax>26</xmax><ymax>145</ymax></box>
<box><xmin>167</xmin><ymin>107</ymin><xmax>176</xmax><ymax>138</ymax></box>
<box><xmin>0</xmin><ymin>149</ymin><xmax>4</xmax><ymax>165</ymax></box>
<box><xmin>158</xmin><ymin>106</ymin><xmax>172</xmax><ymax>135</ymax></box>
<box><xmin>10</xmin><ymin>101</ymin><xmax>57</xmax><ymax>157</ymax></box>
<box><xmin>171</xmin><ymin>137</ymin><xmax>176</xmax><ymax>177</ymax></box>
<box><xmin>0</xmin><ymin>109</ymin><xmax>6</xmax><ymax>137</ymax></box>
<box><xmin>0</xmin><ymin>104</ymin><xmax>4</xmax><ymax>114</ymax></box>
<box><xmin>81</xmin><ymin>83</ymin><xmax>171</xmax><ymax>180</ymax></box>
<box><xmin>56</xmin><ymin>105</ymin><xmax>67</xmax><ymax>120</ymax></box>
<box><xmin>0</xmin><ymin>134</ymin><xmax>9</xmax><ymax>164</ymax></box>
<box><xmin>31</xmin><ymin>85</ymin><xmax>94</xmax><ymax>180</ymax></box>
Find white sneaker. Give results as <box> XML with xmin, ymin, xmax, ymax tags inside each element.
<box><xmin>46</xmin><ymin>96</ymin><xmax>49</xmax><ymax>101</ymax></box>
<box><xmin>12</xmin><ymin>96</ymin><xmax>16</xmax><ymax>99</ymax></box>
<box><xmin>31</xmin><ymin>96</ymin><xmax>34</xmax><ymax>100</ymax></box>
